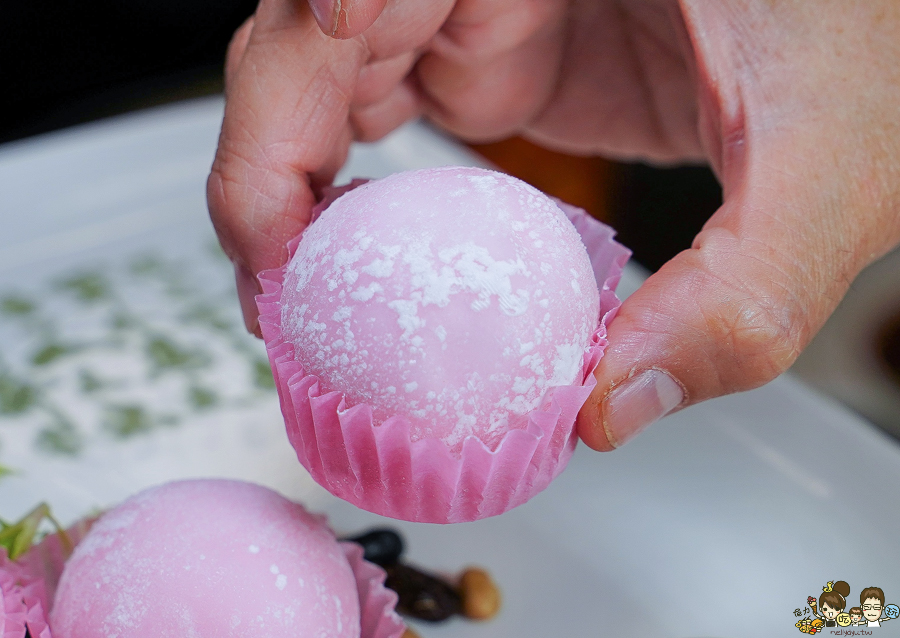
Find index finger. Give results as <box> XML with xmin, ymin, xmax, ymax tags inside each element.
<box><xmin>207</xmin><ymin>0</ymin><xmax>368</xmax><ymax>326</ymax></box>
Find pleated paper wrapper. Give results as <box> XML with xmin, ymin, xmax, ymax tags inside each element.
<box><xmin>259</xmin><ymin>182</ymin><xmax>630</xmax><ymax>523</ymax></box>
<box><xmin>0</xmin><ymin>516</ymin><xmax>404</xmax><ymax>638</ymax></box>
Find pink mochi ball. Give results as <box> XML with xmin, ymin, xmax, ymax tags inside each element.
<box><xmin>281</xmin><ymin>167</ymin><xmax>600</xmax><ymax>452</ymax></box>
<box><xmin>50</xmin><ymin>480</ymin><xmax>360</xmax><ymax>638</ymax></box>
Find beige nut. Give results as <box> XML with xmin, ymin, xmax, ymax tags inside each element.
<box><xmin>401</xmin><ymin>628</ymin><xmax>421</xmax><ymax>638</ymax></box>
<box><xmin>458</xmin><ymin>567</ymin><xmax>501</xmax><ymax>621</ymax></box>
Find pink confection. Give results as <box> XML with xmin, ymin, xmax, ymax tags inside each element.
<box><xmin>280</xmin><ymin>167</ymin><xmax>600</xmax><ymax>452</ymax></box>
<box><xmin>259</xmin><ymin>170</ymin><xmax>630</xmax><ymax>523</ymax></box>
<box><xmin>50</xmin><ymin>480</ymin><xmax>364</xmax><ymax>638</ymax></box>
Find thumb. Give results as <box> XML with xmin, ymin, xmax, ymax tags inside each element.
<box><xmin>578</xmin><ymin>211</ymin><xmax>804</xmax><ymax>451</ymax></box>
<box><xmin>578</xmin><ymin>161</ymin><xmax>898</xmax><ymax>451</ymax></box>
<box><xmin>577</xmin><ymin>0</ymin><xmax>900</xmax><ymax>452</ymax></box>
<box><xmin>307</xmin><ymin>0</ymin><xmax>389</xmax><ymax>38</ymax></box>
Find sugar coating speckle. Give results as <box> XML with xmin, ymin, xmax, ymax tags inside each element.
<box><xmin>282</xmin><ymin>167</ymin><xmax>599</xmax><ymax>451</ymax></box>
<box><xmin>50</xmin><ymin>480</ymin><xmax>360</xmax><ymax>638</ymax></box>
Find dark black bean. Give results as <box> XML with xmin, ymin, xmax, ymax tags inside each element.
<box><xmin>385</xmin><ymin>563</ymin><xmax>462</xmax><ymax>622</ymax></box>
<box><xmin>346</xmin><ymin>528</ymin><xmax>405</xmax><ymax>566</ymax></box>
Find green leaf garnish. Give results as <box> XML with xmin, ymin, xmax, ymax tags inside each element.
<box><xmin>188</xmin><ymin>386</ymin><xmax>218</xmax><ymax>410</ymax></box>
<box><xmin>0</xmin><ymin>503</ymin><xmax>70</xmax><ymax>560</ymax></box>
<box><xmin>145</xmin><ymin>337</ymin><xmax>208</xmax><ymax>372</ymax></box>
<box><xmin>0</xmin><ymin>374</ymin><xmax>37</xmax><ymax>414</ymax></box>
<box><xmin>0</xmin><ymin>296</ymin><xmax>35</xmax><ymax>316</ymax></box>
<box><xmin>110</xmin><ymin>312</ymin><xmax>134</xmax><ymax>330</ymax></box>
<box><xmin>36</xmin><ymin>418</ymin><xmax>83</xmax><ymax>456</ymax></box>
<box><xmin>253</xmin><ymin>359</ymin><xmax>276</xmax><ymax>391</ymax></box>
<box><xmin>183</xmin><ymin>304</ymin><xmax>230</xmax><ymax>332</ymax></box>
<box><xmin>32</xmin><ymin>343</ymin><xmax>72</xmax><ymax>366</ymax></box>
<box><xmin>78</xmin><ymin>369</ymin><xmax>103</xmax><ymax>393</ymax></box>
<box><xmin>56</xmin><ymin>273</ymin><xmax>109</xmax><ymax>302</ymax></box>
<box><xmin>103</xmin><ymin>404</ymin><xmax>152</xmax><ymax>438</ymax></box>
<box><xmin>129</xmin><ymin>255</ymin><xmax>164</xmax><ymax>276</ymax></box>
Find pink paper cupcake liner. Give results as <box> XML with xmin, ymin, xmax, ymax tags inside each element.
<box><xmin>3</xmin><ymin>516</ymin><xmax>403</xmax><ymax>638</ymax></box>
<box><xmin>21</xmin><ymin>582</ymin><xmax>51</xmax><ymax>638</ymax></box>
<box><xmin>341</xmin><ymin>543</ymin><xmax>406</xmax><ymax>638</ymax></box>
<box><xmin>0</xmin><ymin>553</ymin><xmax>27</xmax><ymax>638</ymax></box>
<box><xmin>0</xmin><ymin>519</ymin><xmax>95</xmax><ymax>638</ymax></box>
<box><xmin>4</xmin><ymin>518</ymin><xmax>96</xmax><ymax>638</ymax></box>
<box><xmin>258</xmin><ymin>181</ymin><xmax>631</xmax><ymax>524</ymax></box>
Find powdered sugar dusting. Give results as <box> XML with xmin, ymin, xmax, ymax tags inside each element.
<box><xmin>282</xmin><ymin>167</ymin><xmax>599</xmax><ymax>452</ymax></box>
<box><xmin>50</xmin><ymin>480</ymin><xmax>361</xmax><ymax>637</ymax></box>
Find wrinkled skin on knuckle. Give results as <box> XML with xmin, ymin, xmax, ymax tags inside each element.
<box><xmin>605</xmin><ymin>229</ymin><xmax>810</xmax><ymax>405</ymax></box>
<box><xmin>411</xmin><ymin>0</ymin><xmax>567</xmax><ymax>142</ymax></box>
<box><xmin>698</xmin><ymin>285</ymin><xmax>804</xmax><ymax>392</ymax></box>
<box><xmin>208</xmin><ymin>135</ymin><xmax>314</xmax><ymax>272</ymax></box>
<box><xmin>350</xmin><ymin>81</ymin><xmax>421</xmax><ymax>142</ymax></box>
<box><xmin>362</xmin><ymin>0</ymin><xmax>455</xmax><ymax>60</ymax></box>
<box><xmin>353</xmin><ymin>52</ymin><xmax>417</xmax><ymax>106</ymax></box>
<box><xmin>434</xmin><ymin>0</ymin><xmax>567</xmax><ymax>65</ymax></box>
<box><xmin>417</xmin><ymin>57</ymin><xmax>557</xmax><ymax>142</ymax></box>
<box><xmin>208</xmin><ymin>144</ymin><xmax>255</xmax><ymax>263</ymax></box>
<box><xmin>689</xmin><ymin>229</ymin><xmax>809</xmax><ymax>393</ymax></box>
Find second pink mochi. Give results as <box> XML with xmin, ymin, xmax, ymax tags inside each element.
<box><xmin>50</xmin><ymin>480</ymin><xmax>361</xmax><ymax>637</ymax></box>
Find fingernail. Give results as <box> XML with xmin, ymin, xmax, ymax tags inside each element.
<box><xmin>308</xmin><ymin>0</ymin><xmax>338</xmax><ymax>36</ymax></box>
<box><xmin>602</xmin><ymin>369</ymin><xmax>684</xmax><ymax>448</ymax></box>
<box><xmin>235</xmin><ymin>264</ymin><xmax>262</xmax><ymax>337</ymax></box>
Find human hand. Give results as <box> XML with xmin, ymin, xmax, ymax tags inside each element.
<box><xmin>207</xmin><ymin>0</ymin><xmax>696</xmax><ymax>333</ymax></box>
<box><xmin>208</xmin><ymin>0</ymin><xmax>900</xmax><ymax>450</ymax></box>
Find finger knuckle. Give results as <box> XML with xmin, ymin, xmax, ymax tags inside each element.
<box><xmin>441</xmin><ymin>0</ymin><xmax>564</xmax><ymax>63</ymax></box>
<box><xmin>705</xmin><ymin>284</ymin><xmax>806</xmax><ymax>391</ymax></box>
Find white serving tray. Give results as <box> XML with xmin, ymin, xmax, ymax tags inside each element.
<box><xmin>1</xmin><ymin>97</ymin><xmax>898</xmax><ymax>638</ymax></box>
